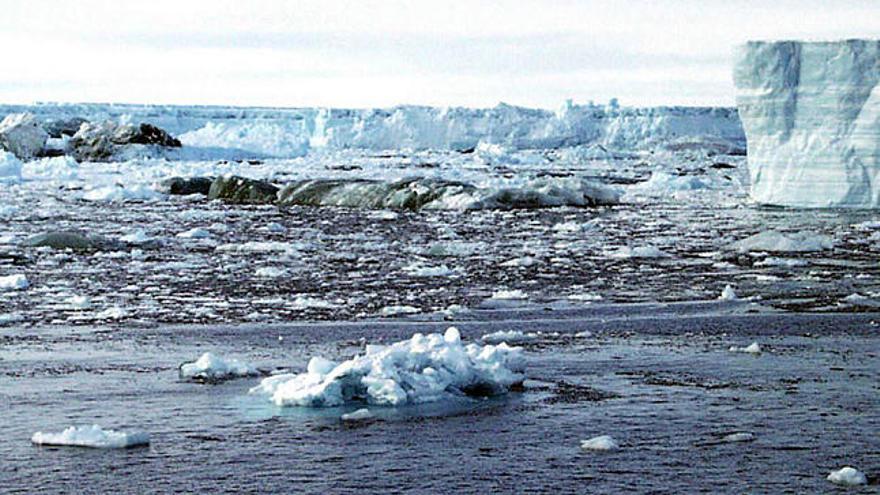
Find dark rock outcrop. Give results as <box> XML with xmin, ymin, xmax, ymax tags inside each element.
<box><xmin>160</xmin><ymin>177</ymin><xmax>214</xmax><ymax>196</ymax></box>
<box><xmin>208</xmin><ymin>176</ymin><xmax>279</xmax><ymax>204</ymax></box>
<box><xmin>67</xmin><ymin>121</ymin><xmax>182</xmax><ymax>162</ymax></box>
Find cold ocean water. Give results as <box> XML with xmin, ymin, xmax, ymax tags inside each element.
<box><xmin>0</xmin><ymin>103</ymin><xmax>878</xmax><ymax>493</ymax></box>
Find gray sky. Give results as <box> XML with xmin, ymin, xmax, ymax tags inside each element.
<box><xmin>2</xmin><ymin>0</ymin><xmax>878</xmax><ymax>109</ymax></box>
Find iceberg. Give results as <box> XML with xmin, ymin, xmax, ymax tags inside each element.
<box><xmin>734</xmin><ymin>40</ymin><xmax>880</xmax><ymax>208</ymax></box>
<box><xmin>249</xmin><ymin>327</ymin><xmax>525</xmax><ymax>407</ymax></box>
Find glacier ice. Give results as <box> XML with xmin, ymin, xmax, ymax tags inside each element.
<box><xmin>734</xmin><ymin>40</ymin><xmax>880</xmax><ymax>208</ymax></box>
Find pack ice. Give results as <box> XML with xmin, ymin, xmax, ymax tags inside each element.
<box><xmin>734</xmin><ymin>40</ymin><xmax>880</xmax><ymax>208</ymax></box>
<box><xmin>250</xmin><ymin>327</ymin><xmax>525</xmax><ymax>407</ymax></box>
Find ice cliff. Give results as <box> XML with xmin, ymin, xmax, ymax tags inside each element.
<box><xmin>734</xmin><ymin>40</ymin><xmax>880</xmax><ymax>208</ymax></box>
<box><xmin>0</xmin><ymin>101</ymin><xmax>744</xmax><ymax>158</ymax></box>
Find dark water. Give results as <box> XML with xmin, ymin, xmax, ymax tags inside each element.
<box><xmin>1</xmin><ymin>304</ymin><xmax>878</xmax><ymax>494</ymax></box>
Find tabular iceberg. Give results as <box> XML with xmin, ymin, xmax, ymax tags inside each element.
<box><xmin>734</xmin><ymin>40</ymin><xmax>880</xmax><ymax>208</ymax></box>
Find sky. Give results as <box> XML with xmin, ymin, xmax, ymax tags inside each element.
<box><xmin>1</xmin><ymin>0</ymin><xmax>878</xmax><ymax>109</ymax></box>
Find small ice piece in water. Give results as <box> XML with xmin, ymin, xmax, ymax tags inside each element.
<box><xmin>607</xmin><ymin>246</ymin><xmax>670</xmax><ymax>259</ymax></box>
<box><xmin>255</xmin><ymin>267</ymin><xmax>287</xmax><ymax>278</ymax></box>
<box><xmin>177</xmin><ymin>227</ymin><xmax>211</xmax><ymax>239</ymax></box>
<box><xmin>378</xmin><ymin>305</ymin><xmax>421</xmax><ymax>316</ymax></box>
<box><xmin>580</xmin><ymin>435</ymin><xmax>619</xmax><ymax>451</ymax></box>
<box><xmin>250</xmin><ymin>327</ymin><xmax>525</xmax><ymax>407</ymax></box>
<box><xmin>120</xmin><ymin>229</ymin><xmax>153</xmax><ymax>244</ymax></box>
<box><xmin>265</xmin><ymin>222</ymin><xmax>286</xmax><ymax>233</ymax></box>
<box><xmin>179</xmin><ymin>352</ymin><xmax>259</xmax><ymax>382</ymax></box>
<box><xmin>731</xmin><ymin>231</ymin><xmax>833</xmax><ymax>253</ymax></box>
<box><xmin>827</xmin><ymin>467</ymin><xmax>867</xmax><ymax>486</ymax></box>
<box><xmin>491</xmin><ymin>289</ymin><xmax>528</xmax><ymax>300</ymax></box>
<box><xmin>65</xmin><ymin>295</ymin><xmax>92</xmax><ymax>310</ymax></box>
<box><xmin>341</xmin><ymin>408</ymin><xmax>374</xmax><ymax>422</ymax></box>
<box><xmin>729</xmin><ymin>342</ymin><xmax>762</xmax><ymax>354</ymax></box>
<box><xmin>404</xmin><ymin>263</ymin><xmax>454</xmax><ymax>277</ymax></box>
<box><xmin>568</xmin><ymin>292</ymin><xmax>603</xmax><ymax>302</ymax></box>
<box><xmin>721</xmin><ymin>432</ymin><xmax>755</xmax><ymax>443</ymax></box>
<box><xmin>95</xmin><ymin>306</ymin><xmax>127</xmax><ymax>319</ymax></box>
<box><xmin>718</xmin><ymin>285</ymin><xmax>738</xmax><ymax>301</ymax></box>
<box><xmin>0</xmin><ymin>274</ymin><xmax>29</xmax><ymax>291</ymax></box>
<box><xmin>31</xmin><ymin>425</ymin><xmax>150</xmax><ymax>449</ymax></box>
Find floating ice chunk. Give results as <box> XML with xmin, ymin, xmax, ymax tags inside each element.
<box><xmin>729</xmin><ymin>342</ymin><xmax>762</xmax><ymax>354</ymax></box>
<box><xmin>500</xmin><ymin>256</ymin><xmax>537</xmax><ymax>267</ymax></box>
<box><xmin>629</xmin><ymin>171</ymin><xmax>711</xmax><ymax>195</ymax></box>
<box><xmin>842</xmin><ymin>293</ymin><xmax>880</xmax><ymax>308</ymax></box>
<box><xmin>177</xmin><ymin>227</ymin><xmax>211</xmax><ymax>239</ymax></box>
<box><xmin>754</xmin><ymin>257</ymin><xmax>809</xmax><ymax>268</ymax></box>
<box><xmin>255</xmin><ymin>266</ymin><xmax>287</xmax><ymax>278</ymax></box>
<box><xmin>731</xmin><ymin>231</ymin><xmax>833</xmax><ymax>253</ymax></box>
<box><xmin>0</xmin><ymin>151</ymin><xmax>23</xmax><ymax>182</ymax></box>
<box><xmin>250</xmin><ymin>327</ymin><xmax>525</xmax><ymax>407</ymax></box>
<box><xmin>379</xmin><ymin>305</ymin><xmax>421</xmax><ymax>316</ymax></box>
<box><xmin>0</xmin><ymin>274</ymin><xmax>29</xmax><ymax>291</ymax></box>
<box><xmin>265</xmin><ymin>222</ymin><xmax>286</xmax><ymax>233</ymax></box>
<box><xmin>721</xmin><ymin>432</ymin><xmax>755</xmax><ymax>443</ymax></box>
<box><xmin>95</xmin><ymin>306</ymin><xmax>127</xmax><ymax>319</ymax></box>
<box><xmin>552</xmin><ymin>221</ymin><xmax>583</xmax><ymax>233</ymax></box>
<box><xmin>580</xmin><ymin>435</ymin><xmax>619</xmax><ymax>451</ymax></box>
<box><xmin>65</xmin><ymin>295</ymin><xmax>92</xmax><ymax>310</ymax></box>
<box><xmin>120</xmin><ymin>229</ymin><xmax>153</xmax><ymax>244</ymax></box>
<box><xmin>83</xmin><ymin>185</ymin><xmax>163</xmax><ymax>202</ymax></box>
<box><xmin>491</xmin><ymin>289</ymin><xmax>528</xmax><ymax>300</ymax></box>
<box><xmin>404</xmin><ymin>263</ymin><xmax>453</xmax><ymax>277</ymax></box>
<box><xmin>827</xmin><ymin>467</ymin><xmax>867</xmax><ymax>486</ymax></box>
<box><xmin>31</xmin><ymin>425</ymin><xmax>150</xmax><ymax>449</ymax></box>
<box><xmin>608</xmin><ymin>246</ymin><xmax>670</xmax><ymax>259</ymax></box>
<box><xmin>179</xmin><ymin>352</ymin><xmax>259</xmax><ymax>382</ymax></box>
<box><xmin>481</xmin><ymin>330</ymin><xmax>540</xmax><ymax>344</ymax></box>
<box><xmin>568</xmin><ymin>293</ymin><xmax>603</xmax><ymax>302</ymax></box>
<box><xmin>718</xmin><ymin>285</ymin><xmax>738</xmax><ymax>301</ymax></box>
<box><xmin>290</xmin><ymin>296</ymin><xmax>338</xmax><ymax>310</ymax></box>
<box><xmin>215</xmin><ymin>241</ymin><xmax>301</xmax><ymax>254</ymax></box>
<box><xmin>341</xmin><ymin>408</ymin><xmax>374</xmax><ymax>422</ymax></box>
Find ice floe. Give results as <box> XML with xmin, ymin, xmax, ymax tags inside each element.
<box><xmin>31</xmin><ymin>425</ymin><xmax>150</xmax><ymax>449</ymax></box>
<box><xmin>827</xmin><ymin>466</ymin><xmax>867</xmax><ymax>486</ymax></box>
<box><xmin>250</xmin><ymin>327</ymin><xmax>525</xmax><ymax>407</ymax></box>
<box><xmin>718</xmin><ymin>285</ymin><xmax>738</xmax><ymax>301</ymax></box>
<box><xmin>481</xmin><ymin>330</ymin><xmax>540</xmax><ymax>344</ymax></box>
<box><xmin>607</xmin><ymin>246</ymin><xmax>670</xmax><ymax>259</ymax></box>
<box><xmin>179</xmin><ymin>352</ymin><xmax>259</xmax><ymax>382</ymax></box>
<box><xmin>729</xmin><ymin>342</ymin><xmax>762</xmax><ymax>354</ymax></box>
<box><xmin>0</xmin><ymin>151</ymin><xmax>23</xmax><ymax>182</ymax></box>
<box><xmin>341</xmin><ymin>408</ymin><xmax>374</xmax><ymax>422</ymax></box>
<box><xmin>580</xmin><ymin>435</ymin><xmax>619</xmax><ymax>451</ymax></box>
<box><xmin>0</xmin><ymin>274</ymin><xmax>29</xmax><ymax>291</ymax></box>
<box><xmin>731</xmin><ymin>231</ymin><xmax>833</xmax><ymax>253</ymax></box>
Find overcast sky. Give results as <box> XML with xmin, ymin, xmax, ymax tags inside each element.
<box><xmin>1</xmin><ymin>0</ymin><xmax>878</xmax><ymax>109</ymax></box>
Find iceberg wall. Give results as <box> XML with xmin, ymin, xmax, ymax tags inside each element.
<box><xmin>0</xmin><ymin>101</ymin><xmax>744</xmax><ymax>158</ymax></box>
<box><xmin>734</xmin><ymin>40</ymin><xmax>880</xmax><ymax>208</ymax></box>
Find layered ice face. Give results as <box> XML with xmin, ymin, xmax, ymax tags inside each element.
<box><xmin>734</xmin><ymin>40</ymin><xmax>880</xmax><ymax>208</ymax></box>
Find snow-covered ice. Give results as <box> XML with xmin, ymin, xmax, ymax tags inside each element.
<box><xmin>826</xmin><ymin>467</ymin><xmax>868</xmax><ymax>486</ymax></box>
<box><xmin>31</xmin><ymin>425</ymin><xmax>150</xmax><ymax>449</ymax></box>
<box><xmin>179</xmin><ymin>352</ymin><xmax>259</xmax><ymax>382</ymax></box>
<box><xmin>580</xmin><ymin>435</ymin><xmax>619</xmax><ymax>451</ymax></box>
<box><xmin>250</xmin><ymin>327</ymin><xmax>525</xmax><ymax>407</ymax></box>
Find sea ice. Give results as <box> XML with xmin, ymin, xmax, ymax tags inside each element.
<box><xmin>341</xmin><ymin>408</ymin><xmax>374</xmax><ymax>422</ymax></box>
<box><xmin>82</xmin><ymin>185</ymin><xmax>163</xmax><ymax>202</ymax></box>
<box><xmin>827</xmin><ymin>466</ymin><xmax>868</xmax><ymax>486</ymax></box>
<box><xmin>0</xmin><ymin>151</ymin><xmax>23</xmax><ymax>182</ymax></box>
<box><xmin>721</xmin><ymin>432</ymin><xmax>755</xmax><ymax>443</ymax></box>
<box><xmin>607</xmin><ymin>246</ymin><xmax>670</xmax><ymax>259</ymax></box>
<box><xmin>490</xmin><ymin>289</ymin><xmax>528</xmax><ymax>300</ymax></box>
<box><xmin>580</xmin><ymin>435</ymin><xmax>619</xmax><ymax>451</ymax></box>
<box><xmin>255</xmin><ymin>267</ymin><xmax>287</xmax><ymax>278</ymax></box>
<box><xmin>729</xmin><ymin>342</ymin><xmax>762</xmax><ymax>354</ymax></box>
<box><xmin>731</xmin><ymin>231</ymin><xmax>833</xmax><ymax>253</ymax></box>
<box><xmin>176</xmin><ymin>227</ymin><xmax>211</xmax><ymax>239</ymax></box>
<box><xmin>31</xmin><ymin>425</ymin><xmax>150</xmax><ymax>449</ymax></box>
<box><xmin>378</xmin><ymin>305</ymin><xmax>421</xmax><ymax>316</ymax></box>
<box><xmin>481</xmin><ymin>330</ymin><xmax>540</xmax><ymax>344</ymax></box>
<box><xmin>250</xmin><ymin>327</ymin><xmax>525</xmax><ymax>407</ymax></box>
<box><xmin>718</xmin><ymin>285</ymin><xmax>738</xmax><ymax>301</ymax></box>
<box><xmin>179</xmin><ymin>352</ymin><xmax>259</xmax><ymax>382</ymax></box>
<box><xmin>0</xmin><ymin>274</ymin><xmax>29</xmax><ymax>291</ymax></box>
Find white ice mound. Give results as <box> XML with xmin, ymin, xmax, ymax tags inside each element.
<box><xmin>250</xmin><ymin>327</ymin><xmax>525</xmax><ymax>407</ymax></box>
<box><xmin>580</xmin><ymin>435</ymin><xmax>619</xmax><ymax>451</ymax></box>
<box><xmin>734</xmin><ymin>40</ymin><xmax>880</xmax><ymax>208</ymax></box>
<box><xmin>0</xmin><ymin>113</ymin><xmax>48</xmax><ymax>160</ymax></box>
<box><xmin>729</xmin><ymin>342</ymin><xmax>762</xmax><ymax>354</ymax></box>
<box><xmin>0</xmin><ymin>274</ymin><xmax>29</xmax><ymax>291</ymax></box>
<box><xmin>827</xmin><ymin>466</ymin><xmax>867</xmax><ymax>486</ymax></box>
<box><xmin>731</xmin><ymin>230</ymin><xmax>833</xmax><ymax>253</ymax></box>
<box><xmin>179</xmin><ymin>352</ymin><xmax>259</xmax><ymax>382</ymax></box>
<box><xmin>31</xmin><ymin>425</ymin><xmax>150</xmax><ymax>449</ymax></box>
<box><xmin>0</xmin><ymin>151</ymin><xmax>23</xmax><ymax>182</ymax></box>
